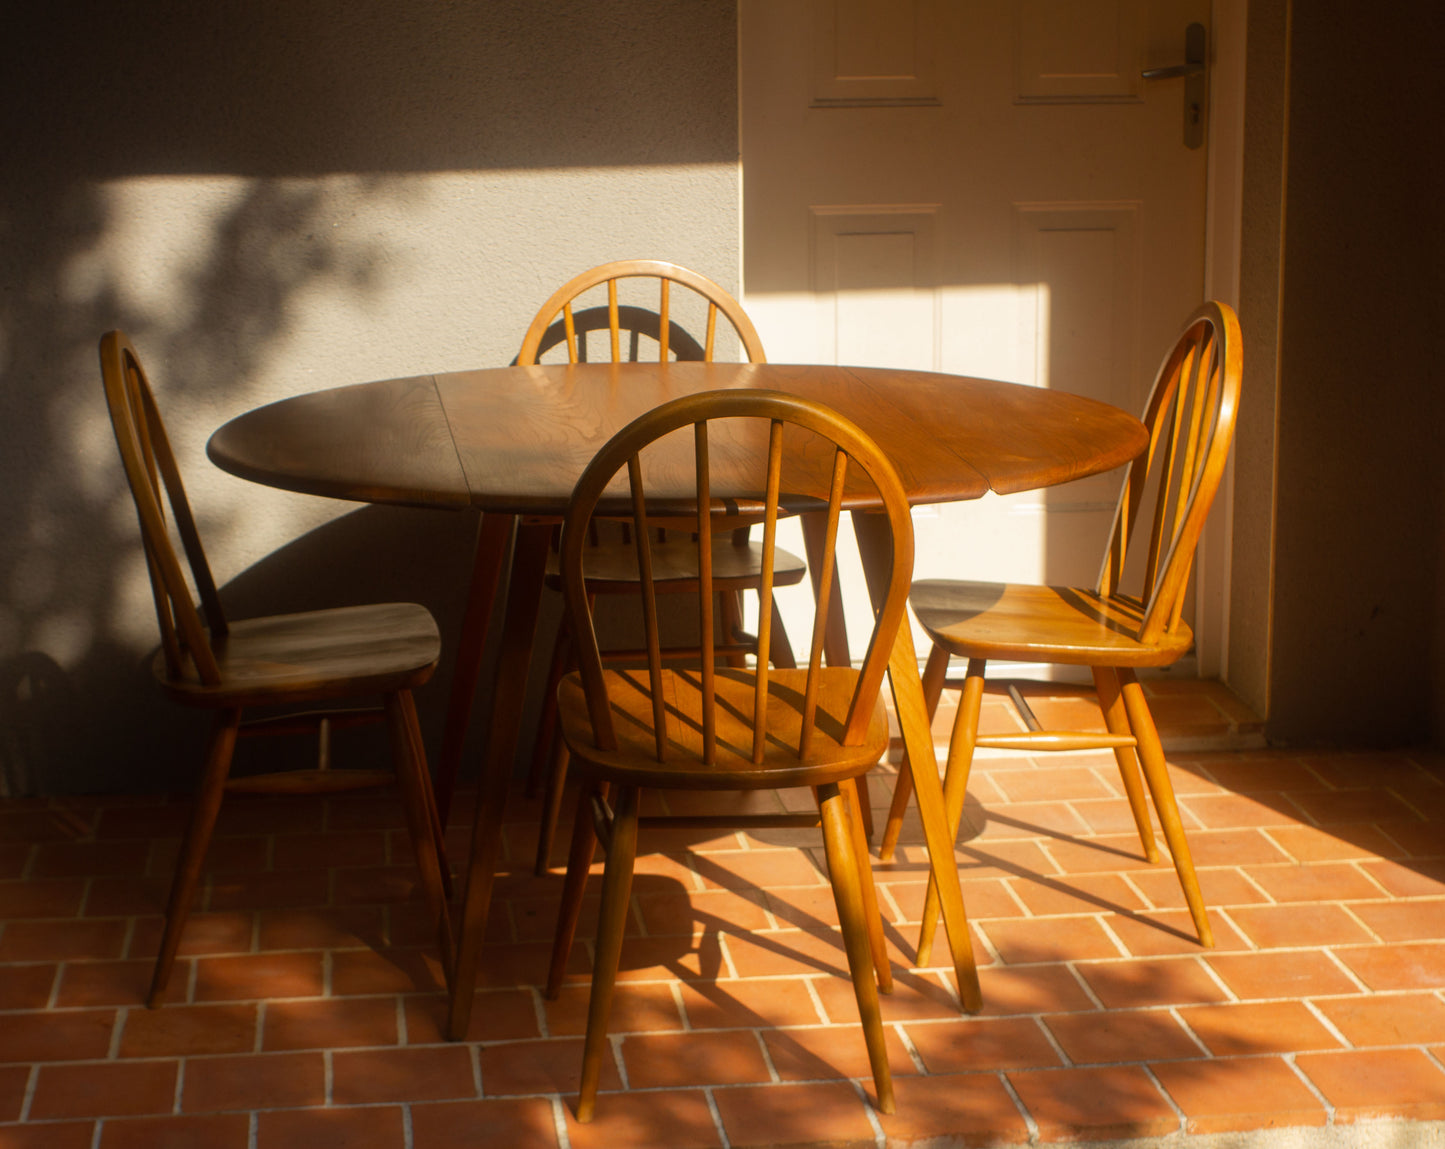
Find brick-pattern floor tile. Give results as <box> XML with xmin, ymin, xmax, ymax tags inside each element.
<box><xmin>544</xmin><ymin>982</ymin><xmax>684</xmax><ymax>1036</ymax></box>
<box><xmin>1006</xmin><ymin>1064</ymin><xmax>1179</xmax><ymax>1141</ymax></box>
<box><xmin>412</xmin><ymin>1098</ymin><xmax>562</xmax><ymax>1149</ymax></box>
<box><xmin>29</xmin><ymin>1060</ymin><xmax>178</xmax><ymax>1120</ymax></box>
<box><xmin>0</xmin><ymin>920</ymin><xmax>127</xmax><ymax>962</ymax></box>
<box><xmin>405</xmin><ymin>988</ymin><xmax>541</xmax><ymax>1044</ymax></box>
<box><xmin>1312</xmin><ymin>992</ymin><xmax>1445</xmax><ymax>1046</ymax></box>
<box><xmin>182</xmin><ymin>1052</ymin><xmax>326</xmax><ymax>1112</ymax></box>
<box><xmin>193</xmin><ymin>954</ymin><xmax>325</xmax><ymax>1002</ymax></box>
<box><xmin>0</xmin><ymin>963</ymin><xmax>57</xmax><ymax>1010</ymax></box>
<box><xmin>255</xmin><ymin>907</ymin><xmax>387</xmax><ymax>951</ymax></box>
<box><xmin>563</xmin><ymin>1090</ymin><xmax>721</xmax><ymax>1149</ymax></box>
<box><xmin>477</xmin><ymin>1038</ymin><xmax>619</xmax><ymax>1097</ymax></box>
<box><xmin>263</xmin><ymin>998</ymin><xmax>398</xmax><ymax>1051</ymax></box>
<box><xmin>118</xmin><ymin>1003</ymin><xmax>258</xmax><ymax>1057</ymax></box>
<box><xmin>1243</xmin><ymin>861</ymin><xmax>1384</xmax><ymax>902</ymax></box>
<box><xmin>1150</xmin><ymin>1056</ymin><xmax>1327</xmax><ymax>1134</ymax></box>
<box><xmin>0</xmin><ymin>878</ymin><xmax>86</xmax><ymax>918</ymax></box>
<box><xmin>907</xmin><ymin>1015</ymin><xmax>1061</xmax><ymax>1072</ymax></box>
<box><xmin>876</xmin><ymin>1072</ymin><xmax>1032</xmax><ymax>1145</ymax></box>
<box><xmin>0</xmin><ymin>1009</ymin><xmax>116</xmax><ymax>1062</ymax></box>
<box><xmin>978</xmin><ymin>916</ymin><xmax>1123</xmax><ymax>964</ymax></box>
<box><xmin>0</xmin><ymin>1064</ymin><xmax>30</xmax><ymax>1121</ymax></box>
<box><xmin>55</xmin><ymin>960</ymin><xmax>185</xmax><ymax>1008</ymax></box>
<box><xmin>98</xmin><ymin>1113</ymin><xmax>251</xmax><ymax>1149</ymax></box>
<box><xmin>0</xmin><ymin>1120</ymin><xmax>97</xmax><ymax>1148</ymax></box>
<box><xmin>1348</xmin><ymin>899</ymin><xmax>1445</xmax><ymax>942</ymax></box>
<box><xmin>256</xmin><ymin>1105</ymin><xmax>407</xmax><ymax>1149</ymax></box>
<box><xmin>1044</xmin><ymin>1009</ymin><xmax>1203</xmax><ymax>1064</ymax></box>
<box><xmin>714</xmin><ymin>1080</ymin><xmax>877</xmax><ymax>1147</ymax></box>
<box><xmin>332</xmin><ymin>1045</ymin><xmax>476</xmax><ymax>1104</ymax></box>
<box><xmin>1295</xmin><ymin>1048</ymin><xmax>1445</xmax><ymax>1121</ymax></box>
<box><xmin>621</xmin><ymin>1031</ymin><xmax>772</xmax><ymax>1089</ymax></box>
<box><xmin>1335</xmin><ymin>942</ymin><xmax>1445</xmax><ymax>990</ymax></box>
<box><xmin>1206</xmin><ymin>951</ymin><xmax>1361</xmax><ymax>999</ymax></box>
<box><xmin>1227</xmin><ymin>903</ymin><xmax>1376</xmax><ymax>948</ymax></box>
<box><xmin>761</xmin><ymin>1024</ymin><xmax>917</xmax><ymax>1081</ymax></box>
<box><xmin>1175</xmin><ymin>1000</ymin><xmax>1342</xmax><ymax>1055</ymax></box>
<box><xmin>330</xmin><ymin>947</ymin><xmax>445</xmax><ymax>995</ymax></box>
<box><xmin>1076</xmin><ymin>957</ymin><xmax>1230</xmax><ymax>1008</ymax></box>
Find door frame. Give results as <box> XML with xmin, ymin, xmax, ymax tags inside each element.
<box><xmin>1195</xmin><ymin>0</ymin><xmax>1247</xmax><ymax>680</ymax></box>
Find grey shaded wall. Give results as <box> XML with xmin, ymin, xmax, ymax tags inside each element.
<box><xmin>1233</xmin><ymin>1</ymin><xmax>1445</xmax><ymax>746</ymax></box>
<box><xmin>0</xmin><ymin>2</ymin><xmax>741</xmax><ymax>794</ymax></box>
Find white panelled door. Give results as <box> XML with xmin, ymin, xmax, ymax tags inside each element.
<box><xmin>741</xmin><ymin>0</ymin><xmax>1211</xmax><ymax>669</ymax></box>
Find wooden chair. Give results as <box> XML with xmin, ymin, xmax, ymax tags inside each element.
<box><xmin>518</xmin><ymin>260</ymin><xmax>809</xmax><ymax>873</ymax></box>
<box><xmin>530</xmin><ymin>389</ymin><xmax>912</xmax><ymax>1120</ymax></box>
<box><xmin>886</xmin><ymin>302</ymin><xmax>1241</xmax><ymax>963</ymax></box>
<box><xmin>99</xmin><ymin>330</ymin><xmax>454</xmax><ymax>1006</ymax></box>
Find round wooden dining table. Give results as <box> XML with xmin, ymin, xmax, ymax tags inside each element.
<box><xmin>209</xmin><ymin>359</ymin><xmax>1147</xmax><ymax>1034</ymax></box>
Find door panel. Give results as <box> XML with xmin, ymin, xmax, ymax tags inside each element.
<box><xmin>741</xmin><ymin>0</ymin><xmax>1209</xmax><ymax>662</ymax></box>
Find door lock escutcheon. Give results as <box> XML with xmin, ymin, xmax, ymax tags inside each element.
<box><xmin>1142</xmin><ymin>22</ymin><xmax>1207</xmax><ymax>149</ymax></box>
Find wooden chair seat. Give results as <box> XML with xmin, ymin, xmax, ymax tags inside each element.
<box><xmin>557</xmin><ymin>666</ymin><xmax>887</xmax><ymax>788</ymax></box>
<box><xmin>909</xmin><ymin>580</ymin><xmax>1194</xmax><ymax>668</ymax></box>
<box><xmin>156</xmin><ymin>602</ymin><xmax>439</xmax><ymax>707</ymax></box>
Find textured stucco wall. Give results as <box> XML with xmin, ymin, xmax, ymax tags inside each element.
<box><xmin>0</xmin><ymin>2</ymin><xmax>741</xmax><ymax>793</ymax></box>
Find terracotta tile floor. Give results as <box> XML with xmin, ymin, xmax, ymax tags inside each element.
<box><xmin>4</xmin><ymin>679</ymin><xmax>1445</xmax><ymax>1147</ymax></box>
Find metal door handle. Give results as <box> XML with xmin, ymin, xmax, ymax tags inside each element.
<box><xmin>1142</xmin><ymin>62</ymin><xmax>1204</xmax><ymax>81</ymax></box>
<box><xmin>1142</xmin><ymin>23</ymin><xmax>1207</xmax><ymax>149</ymax></box>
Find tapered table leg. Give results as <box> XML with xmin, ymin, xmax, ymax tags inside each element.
<box><xmin>851</xmin><ymin>511</ymin><xmax>981</xmax><ymax>1012</ymax></box>
<box><xmin>434</xmin><ymin>512</ymin><xmax>515</xmax><ymax>830</ymax></box>
<box><xmin>448</xmin><ymin>519</ymin><xmax>553</xmax><ymax>1039</ymax></box>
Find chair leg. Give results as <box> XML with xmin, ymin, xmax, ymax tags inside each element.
<box><xmin>1118</xmin><ymin>669</ymin><xmax>1214</xmax><ymax>947</ymax></box>
<box><xmin>720</xmin><ymin>590</ymin><xmax>746</xmax><ymax>668</ymax></box>
<box><xmin>915</xmin><ymin>658</ymin><xmax>985</xmax><ymax>968</ymax></box>
<box><xmin>1092</xmin><ymin>666</ymin><xmax>1159</xmax><ymax>863</ymax></box>
<box><xmin>535</xmin><ymin>738</ymin><xmax>572</xmax><ymax>875</ymax></box>
<box><xmin>402</xmin><ymin>690</ymin><xmax>454</xmax><ymax>904</ymax></box>
<box><xmin>386</xmin><ymin>692</ymin><xmax>456</xmax><ymax>985</ymax></box>
<box><xmin>576</xmin><ymin>784</ymin><xmax>640</xmax><ymax>1123</ymax></box>
<box><xmin>767</xmin><ymin>594</ymin><xmax>797</xmax><ymax>670</ymax></box>
<box><xmin>818</xmin><ymin>782</ymin><xmax>895</xmax><ymax>1114</ymax></box>
<box><xmin>880</xmin><ymin>642</ymin><xmax>949</xmax><ymax>859</ymax></box>
<box><xmin>149</xmin><ymin>708</ymin><xmax>241</xmax><ymax>1007</ymax></box>
<box><xmin>845</xmin><ymin>777</ymin><xmax>892</xmax><ymax>993</ymax></box>
<box><xmin>546</xmin><ymin>781</ymin><xmax>603</xmax><ymax>998</ymax></box>
<box><xmin>526</xmin><ymin>622</ymin><xmax>571</xmax><ymax>801</ymax></box>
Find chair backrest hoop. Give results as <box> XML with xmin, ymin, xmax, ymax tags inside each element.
<box><xmin>517</xmin><ymin>260</ymin><xmax>767</xmax><ymax>367</ymax></box>
<box><xmin>559</xmin><ymin>389</ymin><xmax>913</xmax><ymax>764</ymax></box>
<box><xmin>99</xmin><ymin>330</ymin><xmax>226</xmax><ymax>685</ymax></box>
<box><xmin>1096</xmin><ymin>301</ymin><xmax>1243</xmax><ymax>646</ymax></box>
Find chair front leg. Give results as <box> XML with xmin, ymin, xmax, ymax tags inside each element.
<box><xmin>880</xmin><ymin>641</ymin><xmax>949</xmax><ymax>859</ymax></box>
<box><xmin>915</xmin><ymin>658</ymin><xmax>985</xmax><ymax>968</ymax></box>
<box><xmin>843</xmin><ymin>778</ymin><xmax>892</xmax><ymax>993</ymax></box>
<box><xmin>576</xmin><ymin>784</ymin><xmax>640</xmax><ymax>1123</ymax></box>
<box><xmin>818</xmin><ymin>782</ymin><xmax>895</xmax><ymax>1114</ymax></box>
<box><xmin>546</xmin><ymin>780</ymin><xmax>603</xmax><ymax>999</ymax></box>
<box><xmin>386</xmin><ymin>691</ymin><xmax>455</xmax><ymax>985</ymax></box>
<box><xmin>149</xmin><ymin>707</ymin><xmax>241</xmax><ymax>1007</ymax></box>
<box><xmin>1092</xmin><ymin>666</ymin><xmax>1159</xmax><ymax>862</ymax></box>
<box><xmin>1118</xmin><ymin>669</ymin><xmax>1214</xmax><ymax>947</ymax></box>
